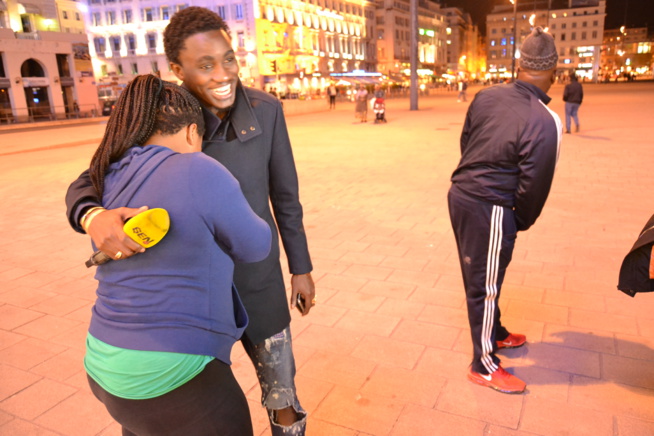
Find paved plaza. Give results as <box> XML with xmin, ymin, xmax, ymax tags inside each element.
<box><xmin>1</xmin><ymin>81</ymin><xmax>654</xmax><ymax>435</ymax></box>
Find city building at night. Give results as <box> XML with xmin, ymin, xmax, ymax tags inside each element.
<box><xmin>374</xmin><ymin>0</ymin><xmax>447</xmax><ymax>86</ymax></box>
<box><xmin>85</xmin><ymin>0</ymin><xmax>378</xmax><ymax>98</ymax></box>
<box><xmin>0</xmin><ymin>0</ymin><xmax>98</xmax><ymax>122</ymax></box>
<box><xmin>442</xmin><ymin>6</ymin><xmax>484</xmax><ymax>81</ymax></box>
<box><xmin>601</xmin><ymin>27</ymin><xmax>652</xmax><ymax>81</ymax></box>
<box><xmin>486</xmin><ymin>0</ymin><xmax>606</xmax><ymax>81</ymax></box>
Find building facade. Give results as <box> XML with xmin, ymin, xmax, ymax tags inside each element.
<box><xmin>442</xmin><ymin>6</ymin><xmax>483</xmax><ymax>80</ymax></box>
<box><xmin>486</xmin><ymin>0</ymin><xmax>606</xmax><ymax>81</ymax></box>
<box><xmin>0</xmin><ymin>0</ymin><xmax>97</xmax><ymax>122</ymax></box>
<box><xmin>601</xmin><ymin>27</ymin><xmax>652</xmax><ymax>81</ymax></box>
<box><xmin>85</xmin><ymin>0</ymin><xmax>379</xmax><ymax>97</ymax></box>
<box><xmin>374</xmin><ymin>0</ymin><xmax>447</xmax><ymax>84</ymax></box>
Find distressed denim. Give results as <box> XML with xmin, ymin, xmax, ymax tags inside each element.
<box><xmin>242</xmin><ymin>326</ymin><xmax>306</xmax><ymax>436</ymax></box>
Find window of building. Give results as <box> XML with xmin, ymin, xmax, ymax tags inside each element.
<box><xmin>94</xmin><ymin>37</ymin><xmax>106</xmax><ymax>55</ymax></box>
<box><xmin>572</xmin><ymin>22</ymin><xmax>577</xmax><ymax>28</ymax></box>
<box><xmin>126</xmin><ymin>34</ymin><xmax>136</xmax><ymax>53</ymax></box>
<box><xmin>117</xmin><ymin>63</ymin><xmax>123</xmax><ymax>75</ymax></box>
<box><xmin>216</xmin><ymin>5</ymin><xmax>226</xmax><ymax>19</ymax></box>
<box><xmin>378</xmin><ymin>30</ymin><xmax>384</xmax><ymax>39</ymax></box>
<box><xmin>62</xmin><ymin>11</ymin><xmax>68</xmax><ymax>19</ymax></box>
<box><xmin>111</xmin><ymin>36</ymin><xmax>121</xmax><ymax>52</ymax></box>
<box><xmin>551</xmin><ymin>23</ymin><xmax>556</xmax><ymax>29</ymax></box>
<box><xmin>592</xmin><ymin>30</ymin><xmax>597</xmax><ymax>38</ymax></box>
<box><xmin>101</xmin><ymin>65</ymin><xmax>108</xmax><ymax>76</ymax></box>
<box><xmin>490</xmin><ymin>50</ymin><xmax>497</xmax><ymax>59</ymax></box>
<box><xmin>106</xmin><ymin>11</ymin><xmax>116</xmax><ymax>25</ymax></box>
<box><xmin>92</xmin><ymin>12</ymin><xmax>101</xmax><ymax>26</ymax></box>
<box><xmin>175</xmin><ymin>5</ymin><xmax>188</xmax><ymax>12</ymax></box>
<box><xmin>581</xmin><ymin>31</ymin><xmax>587</xmax><ymax>40</ymax></box>
<box><xmin>151</xmin><ymin>61</ymin><xmax>159</xmax><ymax>73</ymax></box>
<box><xmin>571</xmin><ymin>32</ymin><xmax>576</xmax><ymax>40</ymax></box>
<box><xmin>582</xmin><ymin>21</ymin><xmax>587</xmax><ymax>27</ymax></box>
<box><xmin>501</xmin><ymin>48</ymin><xmax>507</xmax><ymax>57</ymax></box>
<box><xmin>562</xmin><ymin>23</ymin><xmax>566</xmax><ymax>29</ymax></box>
<box><xmin>561</xmin><ymin>33</ymin><xmax>566</xmax><ymax>41</ymax></box>
<box><xmin>234</xmin><ymin>4</ymin><xmax>243</xmax><ymax>20</ymax></box>
<box><xmin>75</xmin><ymin>12</ymin><xmax>80</xmax><ymax>20</ymax></box>
<box><xmin>500</xmin><ymin>37</ymin><xmax>507</xmax><ymax>46</ymax></box>
<box><xmin>123</xmin><ymin>9</ymin><xmax>132</xmax><ymax>23</ymax></box>
<box><xmin>490</xmin><ymin>39</ymin><xmax>496</xmax><ymax>46</ymax></box>
<box><xmin>143</xmin><ymin>8</ymin><xmax>154</xmax><ymax>22</ymax></box>
<box><xmin>237</xmin><ymin>31</ymin><xmax>244</xmax><ymax>48</ymax></box>
<box><xmin>131</xmin><ymin>63</ymin><xmax>138</xmax><ymax>74</ymax></box>
<box><xmin>161</xmin><ymin>6</ymin><xmax>169</xmax><ymax>20</ymax></box>
<box><xmin>147</xmin><ymin>33</ymin><xmax>157</xmax><ymax>51</ymax></box>
<box><xmin>593</xmin><ymin>20</ymin><xmax>598</xmax><ymax>26</ymax></box>
<box><xmin>560</xmin><ymin>48</ymin><xmax>565</xmax><ymax>56</ymax></box>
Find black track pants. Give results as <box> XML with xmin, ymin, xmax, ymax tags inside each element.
<box><xmin>448</xmin><ymin>186</ymin><xmax>515</xmax><ymax>375</ymax></box>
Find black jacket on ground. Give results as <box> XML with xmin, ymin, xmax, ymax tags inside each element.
<box><xmin>66</xmin><ymin>82</ymin><xmax>312</xmax><ymax>344</ymax></box>
<box><xmin>450</xmin><ymin>80</ymin><xmax>561</xmax><ymax>231</ymax></box>
<box><xmin>618</xmin><ymin>214</ymin><xmax>654</xmax><ymax>297</ymax></box>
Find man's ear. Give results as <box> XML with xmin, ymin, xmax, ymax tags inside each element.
<box><xmin>170</xmin><ymin>63</ymin><xmax>184</xmax><ymax>81</ymax></box>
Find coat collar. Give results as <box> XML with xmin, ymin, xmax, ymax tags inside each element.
<box><xmin>515</xmin><ymin>79</ymin><xmax>551</xmax><ymax>105</ymax></box>
<box><xmin>200</xmin><ymin>81</ymin><xmax>263</xmax><ymax>143</ymax></box>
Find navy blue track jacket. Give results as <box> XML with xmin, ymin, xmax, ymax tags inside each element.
<box><xmin>451</xmin><ymin>80</ymin><xmax>561</xmax><ymax>231</ymax></box>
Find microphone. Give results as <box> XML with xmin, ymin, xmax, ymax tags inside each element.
<box><xmin>85</xmin><ymin>208</ymin><xmax>170</xmax><ymax>267</ymax></box>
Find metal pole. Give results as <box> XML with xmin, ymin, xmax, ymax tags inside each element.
<box><xmin>511</xmin><ymin>0</ymin><xmax>517</xmax><ymax>81</ymax></box>
<box><xmin>409</xmin><ymin>0</ymin><xmax>418</xmax><ymax>110</ymax></box>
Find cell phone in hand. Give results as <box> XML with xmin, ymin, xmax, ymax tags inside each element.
<box><xmin>296</xmin><ymin>294</ymin><xmax>306</xmax><ymax>313</ymax></box>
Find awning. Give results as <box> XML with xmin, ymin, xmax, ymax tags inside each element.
<box><xmin>20</xmin><ymin>3</ymin><xmax>41</xmax><ymax>14</ymax></box>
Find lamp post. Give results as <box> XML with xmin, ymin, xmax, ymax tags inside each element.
<box><xmin>510</xmin><ymin>0</ymin><xmax>517</xmax><ymax>82</ymax></box>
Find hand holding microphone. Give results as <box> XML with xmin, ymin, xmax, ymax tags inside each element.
<box><xmin>85</xmin><ymin>208</ymin><xmax>170</xmax><ymax>267</ymax></box>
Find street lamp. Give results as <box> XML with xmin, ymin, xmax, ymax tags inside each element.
<box><xmin>510</xmin><ymin>0</ymin><xmax>517</xmax><ymax>81</ymax></box>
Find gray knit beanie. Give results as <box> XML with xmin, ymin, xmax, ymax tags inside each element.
<box><xmin>519</xmin><ymin>27</ymin><xmax>558</xmax><ymax>71</ymax></box>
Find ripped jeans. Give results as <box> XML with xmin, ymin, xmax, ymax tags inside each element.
<box><xmin>241</xmin><ymin>326</ymin><xmax>306</xmax><ymax>436</ymax></box>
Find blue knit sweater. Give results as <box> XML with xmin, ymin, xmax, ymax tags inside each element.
<box><xmin>89</xmin><ymin>145</ymin><xmax>271</xmax><ymax>364</ymax></box>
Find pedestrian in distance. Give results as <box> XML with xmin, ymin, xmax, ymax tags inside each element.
<box><xmin>328</xmin><ymin>82</ymin><xmax>337</xmax><ymax>109</ymax></box>
<box><xmin>354</xmin><ymin>84</ymin><xmax>368</xmax><ymax>123</ymax></box>
<box><xmin>563</xmin><ymin>74</ymin><xmax>583</xmax><ymax>133</ymax></box>
<box><xmin>457</xmin><ymin>79</ymin><xmax>468</xmax><ymax>102</ymax></box>
<box><xmin>65</xmin><ymin>7</ymin><xmax>316</xmax><ymax>435</ymax></box>
<box><xmin>82</xmin><ymin>74</ymin><xmax>272</xmax><ymax>435</ymax></box>
<box><xmin>447</xmin><ymin>27</ymin><xmax>562</xmax><ymax>394</ymax></box>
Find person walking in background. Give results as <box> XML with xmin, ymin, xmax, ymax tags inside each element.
<box><xmin>83</xmin><ymin>75</ymin><xmax>271</xmax><ymax>435</ymax></box>
<box><xmin>328</xmin><ymin>83</ymin><xmax>337</xmax><ymax>109</ymax></box>
<box><xmin>66</xmin><ymin>7</ymin><xmax>315</xmax><ymax>435</ymax></box>
<box><xmin>447</xmin><ymin>27</ymin><xmax>562</xmax><ymax>394</ymax></box>
<box><xmin>457</xmin><ymin>79</ymin><xmax>468</xmax><ymax>102</ymax></box>
<box><xmin>354</xmin><ymin>85</ymin><xmax>368</xmax><ymax>122</ymax></box>
<box><xmin>563</xmin><ymin>75</ymin><xmax>583</xmax><ymax>133</ymax></box>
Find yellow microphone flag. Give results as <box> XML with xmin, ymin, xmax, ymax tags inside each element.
<box><xmin>123</xmin><ymin>208</ymin><xmax>170</xmax><ymax>248</ymax></box>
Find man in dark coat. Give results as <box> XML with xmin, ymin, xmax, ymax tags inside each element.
<box><xmin>563</xmin><ymin>74</ymin><xmax>583</xmax><ymax>133</ymax></box>
<box><xmin>65</xmin><ymin>7</ymin><xmax>314</xmax><ymax>435</ymax></box>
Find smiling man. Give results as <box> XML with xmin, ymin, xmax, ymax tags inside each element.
<box><xmin>65</xmin><ymin>7</ymin><xmax>314</xmax><ymax>435</ymax></box>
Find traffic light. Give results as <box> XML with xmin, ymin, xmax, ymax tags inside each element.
<box><xmin>271</xmin><ymin>60</ymin><xmax>278</xmax><ymax>73</ymax></box>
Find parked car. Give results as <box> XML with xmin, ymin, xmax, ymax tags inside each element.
<box><xmin>102</xmin><ymin>100</ymin><xmax>116</xmax><ymax>116</ymax></box>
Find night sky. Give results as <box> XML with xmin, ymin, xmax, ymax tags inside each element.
<box><xmin>439</xmin><ymin>0</ymin><xmax>654</xmax><ymax>35</ymax></box>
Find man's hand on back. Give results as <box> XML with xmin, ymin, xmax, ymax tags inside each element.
<box><xmin>87</xmin><ymin>206</ymin><xmax>149</xmax><ymax>260</ymax></box>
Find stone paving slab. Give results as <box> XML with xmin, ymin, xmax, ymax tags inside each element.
<box><xmin>1</xmin><ymin>82</ymin><xmax>654</xmax><ymax>435</ymax></box>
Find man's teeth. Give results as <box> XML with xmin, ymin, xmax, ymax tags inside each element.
<box><xmin>213</xmin><ymin>85</ymin><xmax>231</xmax><ymax>96</ymax></box>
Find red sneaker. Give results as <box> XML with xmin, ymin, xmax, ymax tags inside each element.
<box><xmin>468</xmin><ymin>366</ymin><xmax>526</xmax><ymax>394</ymax></box>
<box><xmin>496</xmin><ymin>332</ymin><xmax>526</xmax><ymax>349</ymax></box>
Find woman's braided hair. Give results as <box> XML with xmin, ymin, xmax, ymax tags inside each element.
<box><xmin>89</xmin><ymin>74</ymin><xmax>205</xmax><ymax>197</ymax></box>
